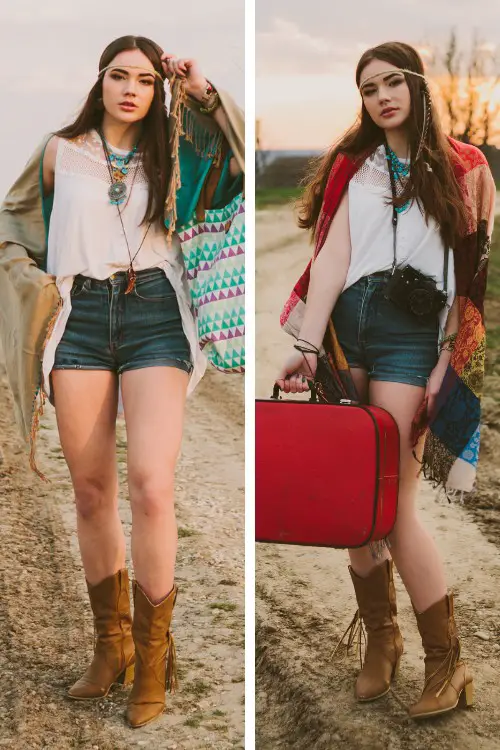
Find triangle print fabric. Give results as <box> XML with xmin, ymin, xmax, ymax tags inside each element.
<box><xmin>178</xmin><ymin>193</ymin><xmax>245</xmax><ymax>373</ymax></box>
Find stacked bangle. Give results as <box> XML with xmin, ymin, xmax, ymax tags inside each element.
<box><xmin>200</xmin><ymin>93</ymin><xmax>221</xmax><ymax>114</ymax></box>
<box><xmin>439</xmin><ymin>332</ymin><xmax>458</xmax><ymax>353</ymax></box>
<box><xmin>294</xmin><ymin>338</ymin><xmax>320</xmax><ymax>355</ymax></box>
<box><xmin>197</xmin><ymin>80</ymin><xmax>221</xmax><ymax>115</ymax></box>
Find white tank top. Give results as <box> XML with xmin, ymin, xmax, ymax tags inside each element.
<box><xmin>42</xmin><ymin>130</ymin><xmax>206</xmax><ymax>400</ymax></box>
<box><xmin>346</xmin><ymin>145</ymin><xmax>455</xmax><ymax>333</ymax></box>
<box><xmin>47</xmin><ymin>129</ymin><xmax>175</xmax><ymax>277</ymax></box>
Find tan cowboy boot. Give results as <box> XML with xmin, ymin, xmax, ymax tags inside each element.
<box><xmin>409</xmin><ymin>593</ymin><xmax>474</xmax><ymax>719</ymax></box>
<box><xmin>336</xmin><ymin>560</ymin><xmax>403</xmax><ymax>701</ymax></box>
<box><xmin>68</xmin><ymin>568</ymin><xmax>135</xmax><ymax>700</ymax></box>
<box><xmin>126</xmin><ymin>582</ymin><xmax>178</xmax><ymax>729</ymax></box>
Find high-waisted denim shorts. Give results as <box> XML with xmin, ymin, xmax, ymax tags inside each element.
<box><xmin>331</xmin><ymin>272</ymin><xmax>439</xmax><ymax>388</ymax></box>
<box><xmin>53</xmin><ymin>267</ymin><xmax>192</xmax><ymax>376</ymax></box>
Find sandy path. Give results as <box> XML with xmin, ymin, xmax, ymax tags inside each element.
<box><xmin>0</xmin><ymin>351</ymin><xmax>244</xmax><ymax>750</ymax></box>
<box><xmin>255</xmin><ymin>206</ymin><xmax>500</xmax><ymax>750</ymax></box>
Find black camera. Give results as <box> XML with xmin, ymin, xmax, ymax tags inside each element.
<box><xmin>384</xmin><ymin>264</ymin><xmax>447</xmax><ymax>326</ymax></box>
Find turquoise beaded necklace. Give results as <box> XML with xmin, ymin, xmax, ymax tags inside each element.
<box><xmin>385</xmin><ymin>144</ymin><xmax>410</xmax><ymax>213</ymax></box>
<box><xmin>99</xmin><ymin>129</ymin><xmax>139</xmax><ymax>206</ymax></box>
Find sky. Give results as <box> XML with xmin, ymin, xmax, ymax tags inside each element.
<box><xmin>256</xmin><ymin>0</ymin><xmax>500</xmax><ymax>150</ymax></box>
<box><xmin>0</xmin><ymin>0</ymin><xmax>244</xmax><ymax>198</ymax></box>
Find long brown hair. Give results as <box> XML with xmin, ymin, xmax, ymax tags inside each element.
<box><xmin>56</xmin><ymin>35</ymin><xmax>170</xmax><ymax>228</ymax></box>
<box><xmin>298</xmin><ymin>41</ymin><xmax>468</xmax><ymax>249</ymax></box>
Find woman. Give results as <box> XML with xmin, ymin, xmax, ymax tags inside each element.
<box><xmin>0</xmin><ymin>36</ymin><xmax>243</xmax><ymax>728</ymax></box>
<box><xmin>277</xmin><ymin>42</ymin><xmax>495</xmax><ymax>719</ymax></box>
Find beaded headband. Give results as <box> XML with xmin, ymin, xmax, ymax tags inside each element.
<box><xmin>98</xmin><ymin>64</ymin><xmax>164</xmax><ymax>80</ymax></box>
<box><xmin>359</xmin><ymin>67</ymin><xmax>427</xmax><ymax>90</ymax></box>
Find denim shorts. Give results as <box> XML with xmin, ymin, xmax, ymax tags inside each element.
<box><xmin>53</xmin><ymin>267</ymin><xmax>192</xmax><ymax>376</ymax></box>
<box><xmin>331</xmin><ymin>273</ymin><xmax>439</xmax><ymax>388</ymax></box>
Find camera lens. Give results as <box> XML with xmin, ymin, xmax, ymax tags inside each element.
<box><xmin>408</xmin><ymin>288</ymin><xmax>433</xmax><ymax>316</ymax></box>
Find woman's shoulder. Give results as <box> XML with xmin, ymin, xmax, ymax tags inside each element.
<box><xmin>43</xmin><ymin>134</ymin><xmax>61</xmax><ymax>157</ymax></box>
<box><xmin>447</xmin><ymin>137</ymin><xmax>489</xmax><ymax>170</ymax></box>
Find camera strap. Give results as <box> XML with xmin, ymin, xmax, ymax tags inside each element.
<box><xmin>387</xmin><ymin>148</ymin><xmax>449</xmax><ymax>294</ymax></box>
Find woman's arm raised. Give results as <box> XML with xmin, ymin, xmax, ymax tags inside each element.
<box><xmin>161</xmin><ymin>54</ymin><xmax>242</xmax><ymax>177</ymax></box>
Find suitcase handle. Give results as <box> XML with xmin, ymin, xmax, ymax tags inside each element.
<box><xmin>272</xmin><ymin>382</ymin><xmax>317</xmax><ymax>402</ymax></box>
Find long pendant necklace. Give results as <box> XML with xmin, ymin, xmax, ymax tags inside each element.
<box><xmin>99</xmin><ymin>131</ymin><xmax>138</xmax><ymax>205</ymax></box>
<box><xmin>99</xmin><ymin>129</ymin><xmax>152</xmax><ymax>293</ymax></box>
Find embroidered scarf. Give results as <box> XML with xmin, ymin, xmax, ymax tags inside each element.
<box><xmin>281</xmin><ymin>138</ymin><xmax>496</xmax><ymax>493</ymax></box>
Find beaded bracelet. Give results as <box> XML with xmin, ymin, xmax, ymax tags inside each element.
<box><xmin>439</xmin><ymin>332</ymin><xmax>458</xmax><ymax>353</ymax></box>
<box><xmin>195</xmin><ymin>80</ymin><xmax>221</xmax><ymax>115</ymax></box>
<box><xmin>200</xmin><ymin>92</ymin><xmax>221</xmax><ymax>114</ymax></box>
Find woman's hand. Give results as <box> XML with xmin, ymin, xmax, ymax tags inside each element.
<box><xmin>275</xmin><ymin>350</ymin><xmax>317</xmax><ymax>394</ymax></box>
<box><xmin>425</xmin><ymin>358</ymin><xmax>449</xmax><ymax>418</ymax></box>
<box><xmin>161</xmin><ymin>53</ymin><xmax>208</xmax><ymax>99</ymax></box>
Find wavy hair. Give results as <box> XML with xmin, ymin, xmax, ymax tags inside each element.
<box><xmin>297</xmin><ymin>41</ymin><xmax>468</xmax><ymax>249</ymax></box>
<box><xmin>56</xmin><ymin>35</ymin><xmax>170</xmax><ymax>228</ymax></box>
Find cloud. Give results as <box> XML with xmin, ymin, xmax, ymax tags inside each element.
<box><xmin>257</xmin><ymin>17</ymin><xmax>361</xmax><ymax>76</ymax></box>
<box><xmin>257</xmin><ymin>0</ymin><xmax>500</xmax><ymax>70</ymax></box>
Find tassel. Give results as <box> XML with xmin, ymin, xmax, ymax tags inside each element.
<box><xmin>164</xmin><ymin>74</ymin><xmax>225</xmax><ymax>240</ymax></box>
<box><xmin>330</xmin><ymin>610</ymin><xmax>366</xmax><ymax>670</ymax></box>
<box><xmin>28</xmin><ymin>295</ymin><xmax>64</xmax><ymax>481</ymax></box>
<box><xmin>429</xmin><ymin>645</ymin><xmax>460</xmax><ymax>698</ymax></box>
<box><xmin>369</xmin><ymin>539</ymin><xmax>389</xmax><ymax>559</ymax></box>
<box><xmin>165</xmin><ymin>77</ymin><xmax>188</xmax><ymax>242</ymax></box>
<box><xmin>182</xmin><ymin>107</ymin><xmax>223</xmax><ymax>166</ymax></box>
<box><xmin>29</xmin><ymin>387</ymin><xmax>47</xmax><ymax>481</ymax></box>
<box><xmin>165</xmin><ymin>631</ymin><xmax>178</xmax><ymax>694</ymax></box>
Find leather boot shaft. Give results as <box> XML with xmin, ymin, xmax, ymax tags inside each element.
<box><xmin>126</xmin><ymin>582</ymin><xmax>178</xmax><ymax>729</ymax></box>
<box><xmin>348</xmin><ymin>559</ymin><xmax>404</xmax><ymax>701</ymax></box>
<box><xmin>68</xmin><ymin>568</ymin><xmax>135</xmax><ymax>700</ymax></box>
<box><xmin>409</xmin><ymin>593</ymin><xmax>473</xmax><ymax>719</ymax></box>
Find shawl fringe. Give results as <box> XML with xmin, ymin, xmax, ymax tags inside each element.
<box><xmin>165</xmin><ymin>77</ymin><xmax>188</xmax><ymax>242</ymax></box>
<box><xmin>165</xmin><ymin>78</ymin><xmax>224</xmax><ymax>240</ymax></box>
<box><xmin>28</xmin><ymin>295</ymin><xmax>63</xmax><ymax>481</ymax></box>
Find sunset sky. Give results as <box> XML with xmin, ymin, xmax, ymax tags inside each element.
<box><xmin>0</xmin><ymin>0</ymin><xmax>243</xmax><ymax>198</ymax></box>
<box><xmin>257</xmin><ymin>1</ymin><xmax>500</xmax><ymax>150</ymax></box>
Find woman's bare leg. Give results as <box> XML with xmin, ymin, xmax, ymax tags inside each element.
<box><xmin>368</xmin><ymin>381</ymin><xmax>447</xmax><ymax>612</ymax></box>
<box><xmin>347</xmin><ymin>368</ymin><xmax>392</xmax><ymax>575</ymax></box>
<box><xmin>121</xmin><ymin>366</ymin><xmax>189</xmax><ymax>603</ymax></box>
<box><xmin>52</xmin><ymin>370</ymin><xmax>125</xmax><ymax>585</ymax></box>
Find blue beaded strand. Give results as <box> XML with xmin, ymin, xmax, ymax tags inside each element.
<box><xmin>386</xmin><ymin>145</ymin><xmax>410</xmax><ymax>213</ymax></box>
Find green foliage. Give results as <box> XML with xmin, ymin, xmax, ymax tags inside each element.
<box><xmin>256</xmin><ymin>187</ymin><xmax>302</xmax><ymax>209</ymax></box>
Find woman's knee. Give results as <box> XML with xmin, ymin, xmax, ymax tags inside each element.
<box><xmin>129</xmin><ymin>473</ymin><xmax>175</xmax><ymax>518</ymax></box>
<box><xmin>73</xmin><ymin>476</ymin><xmax>117</xmax><ymax>521</ymax></box>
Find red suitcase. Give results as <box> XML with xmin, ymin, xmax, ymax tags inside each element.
<box><xmin>256</xmin><ymin>386</ymin><xmax>400</xmax><ymax>548</ymax></box>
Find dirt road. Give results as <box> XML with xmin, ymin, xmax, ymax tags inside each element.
<box><xmin>0</xmin><ymin>350</ymin><xmax>244</xmax><ymax>750</ymax></box>
<box><xmin>256</xmin><ymin>206</ymin><xmax>500</xmax><ymax>750</ymax></box>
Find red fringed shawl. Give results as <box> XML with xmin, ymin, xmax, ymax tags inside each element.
<box><xmin>281</xmin><ymin>138</ymin><xmax>496</xmax><ymax>493</ymax></box>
